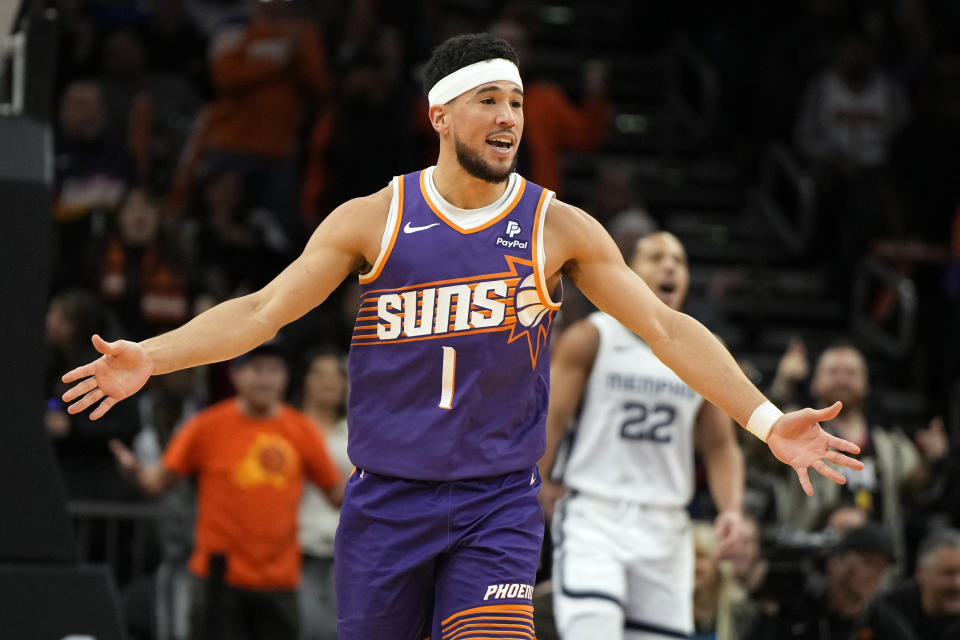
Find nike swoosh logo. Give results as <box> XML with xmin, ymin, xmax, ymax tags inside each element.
<box><xmin>403</xmin><ymin>222</ymin><xmax>441</xmax><ymax>234</ymax></box>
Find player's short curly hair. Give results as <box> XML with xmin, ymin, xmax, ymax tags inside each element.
<box><xmin>422</xmin><ymin>33</ymin><xmax>520</xmax><ymax>97</ymax></box>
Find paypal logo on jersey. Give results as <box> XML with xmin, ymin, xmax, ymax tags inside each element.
<box><xmin>497</xmin><ymin>219</ymin><xmax>528</xmax><ymax>250</ymax></box>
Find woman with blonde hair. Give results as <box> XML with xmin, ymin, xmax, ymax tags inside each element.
<box><xmin>692</xmin><ymin>521</ymin><xmax>748</xmax><ymax>640</ymax></box>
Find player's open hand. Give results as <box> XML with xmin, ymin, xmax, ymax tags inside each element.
<box><xmin>61</xmin><ymin>335</ymin><xmax>154</xmax><ymax>420</ymax></box>
<box><xmin>766</xmin><ymin>401</ymin><xmax>864</xmax><ymax>496</ymax></box>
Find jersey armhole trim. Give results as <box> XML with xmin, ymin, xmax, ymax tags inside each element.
<box><xmin>532</xmin><ymin>189</ymin><xmax>561</xmax><ymax>310</ymax></box>
<box><xmin>358</xmin><ymin>176</ymin><xmax>403</xmax><ymax>284</ymax></box>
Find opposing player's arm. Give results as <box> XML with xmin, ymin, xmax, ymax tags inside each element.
<box><xmin>693</xmin><ymin>401</ymin><xmax>744</xmax><ymax>516</ymax></box>
<box><xmin>538</xmin><ymin>319</ymin><xmax>599</xmax><ymax>480</ymax></box>
<box><xmin>543</xmin><ymin>200</ymin><xmax>764</xmax><ymax>428</ymax></box>
<box><xmin>143</xmin><ymin>188</ymin><xmax>389</xmax><ymax>375</ymax></box>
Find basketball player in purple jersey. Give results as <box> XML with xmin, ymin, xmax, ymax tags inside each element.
<box><xmin>62</xmin><ymin>34</ymin><xmax>864</xmax><ymax>639</ymax></box>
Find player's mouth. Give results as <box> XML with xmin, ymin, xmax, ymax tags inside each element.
<box><xmin>658</xmin><ymin>282</ymin><xmax>677</xmax><ymax>295</ymax></box>
<box><xmin>486</xmin><ymin>135</ymin><xmax>515</xmax><ymax>154</ymax></box>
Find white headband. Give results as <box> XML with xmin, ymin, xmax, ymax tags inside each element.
<box><xmin>427</xmin><ymin>58</ymin><xmax>523</xmax><ymax>106</ymax></box>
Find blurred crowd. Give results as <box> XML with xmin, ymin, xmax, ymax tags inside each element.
<box><xmin>33</xmin><ymin>0</ymin><xmax>960</xmax><ymax>638</ymax></box>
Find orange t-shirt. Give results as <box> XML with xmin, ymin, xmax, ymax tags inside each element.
<box><xmin>163</xmin><ymin>399</ymin><xmax>341</xmax><ymax>589</ymax></box>
<box><xmin>206</xmin><ymin>20</ymin><xmax>329</xmax><ymax>158</ymax></box>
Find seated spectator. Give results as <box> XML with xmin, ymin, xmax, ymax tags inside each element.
<box><xmin>744</xmin><ymin>523</ymin><xmax>918</xmax><ymax>640</ymax></box>
<box><xmin>878</xmin><ymin>527</ymin><xmax>960</xmax><ymax>640</ymax></box>
<box><xmin>307</xmin><ymin>44</ymin><xmax>419</xmax><ymax>214</ymax></box>
<box><xmin>98</xmin><ymin>27</ymin><xmax>153</xmax><ymax>179</ymax></box>
<box><xmin>488</xmin><ymin>15</ymin><xmax>611</xmax><ymax>196</ymax></box>
<box><xmin>118</xmin><ymin>368</ymin><xmax>204</xmax><ymax>640</ymax></box>
<box><xmin>193</xmin><ymin>168</ymin><xmax>291</xmax><ymax>297</ymax></box>
<box><xmin>778</xmin><ymin>342</ymin><xmax>940</xmax><ymax>571</ymax></box>
<box><xmin>53</xmin><ymin>78</ymin><xmax>131</xmax><ymax>289</ymax></box>
<box><xmin>793</xmin><ymin>28</ymin><xmax>911</xmax><ymax>299</ymax></box>
<box><xmin>45</xmin><ymin>288</ymin><xmax>141</xmax><ymax>501</ymax></box>
<box><xmin>98</xmin><ymin>186</ymin><xmax>191</xmax><ymax>339</ymax></box>
<box><xmin>201</xmin><ymin>0</ymin><xmax>329</xmax><ymax>234</ymax></box>
<box><xmin>109</xmin><ymin>342</ymin><xmax>344</xmax><ymax>640</ymax></box>
<box><xmin>294</xmin><ymin>348</ymin><xmax>352</xmax><ymax>640</ymax></box>
<box><xmin>794</xmin><ymin>29</ymin><xmax>910</xmax><ymax>178</ymax></box>
<box><xmin>691</xmin><ymin>522</ymin><xmax>746</xmax><ymax>640</ymax></box>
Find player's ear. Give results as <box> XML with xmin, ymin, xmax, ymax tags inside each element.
<box><xmin>429</xmin><ymin>104</ymin><xmax>449</xmax><ymax>134</ymax></box>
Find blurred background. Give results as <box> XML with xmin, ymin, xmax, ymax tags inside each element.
<box><xmin>2</xmin><ymin>0</ymin><xmax>959</xmax><ymax>638</ymax></box>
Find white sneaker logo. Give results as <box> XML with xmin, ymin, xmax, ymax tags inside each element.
<box><xmin>404</xmin><ymin>221</ymin><xmax>440</xmax><ymax>234</ymax></box>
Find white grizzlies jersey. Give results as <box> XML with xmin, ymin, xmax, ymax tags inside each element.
<box><xmin>560</xmin><ymin>312</ymin><xmax>704</xmax><ymax>506</ymax></box>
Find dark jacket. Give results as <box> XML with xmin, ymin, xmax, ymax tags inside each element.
<box><xmin>878</xmin><ymin>580</ymin><xmax>960</xmax><ymax>640</ymax></box>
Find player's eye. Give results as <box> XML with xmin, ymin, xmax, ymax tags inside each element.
<box><xmin>511</xmin><ymin>100</ymin><xmax>522</xmax><ymax>108</ymax></box>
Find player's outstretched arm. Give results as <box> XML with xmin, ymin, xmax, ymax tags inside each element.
<box><xmin>62</xmin><ymin>188</ymin><xmax>390</xmax><ymax>419</ymax></box>
<box><xmin>542</xmin><ymin>199</ymin><xmax>863</xmax><ymax>494</ymax></box>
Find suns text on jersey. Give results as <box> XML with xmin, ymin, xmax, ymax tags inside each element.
<box><xmin>376</xmin><ymin>280</ymin><xmax>513</xmax><ymax>339</ymax></box>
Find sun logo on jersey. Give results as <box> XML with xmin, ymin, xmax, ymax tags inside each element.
<box><xmin>508</xmin><ymin>273</ymin><xmax>554</xmax><ymax>368</ymax></box>
<box><xmin>352</xmin><ymin>255</ymin><xmax>557</xmax><ymax>368</ymax></box>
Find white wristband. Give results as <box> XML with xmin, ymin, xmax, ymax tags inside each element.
<box><xmin>746</xmin><ymin>401</ymin><xmax>783</xmax><ymax>442</ymax></box>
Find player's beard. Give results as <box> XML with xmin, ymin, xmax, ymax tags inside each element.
<box><xmin>454</xmin><ymin>135</ymin><xmax>516</xmax><ymax>184</ymax></box>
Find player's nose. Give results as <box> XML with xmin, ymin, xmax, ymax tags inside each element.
<box><xmin>495</xmin><ymin>102</ymin><xmax>517</xmax><ymax>126</ymax></box>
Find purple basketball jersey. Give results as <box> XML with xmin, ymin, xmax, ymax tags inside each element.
<box><xmin>347</xmin><ymin>169</ymin><xmax>560</xmax><ymax>480</ymax></box>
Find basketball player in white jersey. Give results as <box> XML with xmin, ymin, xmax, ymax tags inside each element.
<box><xmin>540</xmin><ymin>232</ymin><xmax>744</xmax><ymax>639</ymax></box>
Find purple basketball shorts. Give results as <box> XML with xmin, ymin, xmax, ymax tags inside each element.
<box><xmin>334</xmin><ymin>465</ymin><xmax>543</xmax><ymax>639</ymax></box>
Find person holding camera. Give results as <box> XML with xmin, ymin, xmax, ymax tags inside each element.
<box><xmin>743</xmin><ymin>522</ymin><xmax>917</xmax><ymax>640</ymax></box>
<box><xmin>878</xmin><ymin>527</ymin><xmax>960</xmax><ymax>640</ymax></box>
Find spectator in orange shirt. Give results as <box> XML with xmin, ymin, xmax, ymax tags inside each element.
<box><xmin>202</xmin><ymin>0</ymin><xmax>330</xmax><ymax>235</ymax></box>
<box><xmin>489</xmin><ymin>16</ymin><xmax>611</xmax><ymax>196</ymax></box>
<box><xmin>98</xmin><ymin>186</ymin><xmax>191</xmax><ymax>339</ymax></box>
<box><xmin>110</xmin><ymin>341</ymin><xmax>344</xmax><ymax>640</ymax></box>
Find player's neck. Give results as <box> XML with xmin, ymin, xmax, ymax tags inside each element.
<box><xmin>432</xmin><ymin>156</ymin><xmax>510</xmax><ymax>210</ymax></box>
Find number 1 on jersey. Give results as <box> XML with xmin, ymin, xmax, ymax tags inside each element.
<box><xmin>439</xmin><ymin>346</ymin><xmax>457</xmax><ymax>409</ymax></box>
